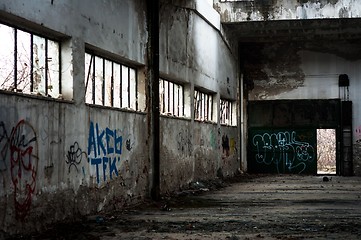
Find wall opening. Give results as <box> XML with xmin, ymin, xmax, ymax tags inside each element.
<box><xmin>317</xmin><ymin>129</ymin><xmax>336</xmax><ymax>175</ymax></box>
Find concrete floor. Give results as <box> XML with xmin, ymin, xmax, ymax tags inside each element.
<box><xmin>31</xmin><ymin>174</ymin><xmax>361</xmax><ymax>240</ymax></box>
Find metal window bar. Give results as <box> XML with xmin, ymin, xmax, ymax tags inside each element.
<box><xmin>45</xmin><ymin>39</ymin><xmax>48</xmax><ymax>95</ymax></box>
<box><xmin>229</xmin><ymin>101</ymin><xmax>232</xmax><ymax>125</ymax></box>
<box><xmin>92</xmin><ymin>55</ymin><xmax>96</xmax><ymax>104</ymax></box>
<box><xmin>30</xmin><ymin>34</ymin><xmax>34</xmax><ymax>92</ymax></box>
<box><xmin>199</xmin><ymin>92</ymin><xmax>202</xmax><ymax>120</ymax></box>
<box><xmin>208</xmin><ymin>95</ymin><xmax>212</xmax><ymax>121</ymax></box>
<box><xmin>119</xmin><ymin>64</ymin><xmax>122</xmax><ymax>108</ymax></box>
<box><xmin>194</xmin><ymin>90</ymin><xmax>199</xmax><ymax>120</ymax></box>
<box><xmin>58</xmin><ymin>43</ymin><xmax>62</xmax><ymax>94</ymax></box>
<box><xmin>85</xmin><ymin>54</ymin><xmax>93</xmax><ymax>93</ymax></box>
<box><xmin>172</xmin><ymin>83</ymin><xmax>175</xmax><ymax>115</ymax></box>
<box><xmin>202</xmin><ymin>93</ymin><xmax>205</xmax><ymax>120</ymax></box>
<box><xmin>135</xmin><ymin>68</ymin><xmax>138</xmax><ymax>110</ymax></box>
<box><xmin>102</xmin><ymin>58</ymin><xmax>105</xmax><ymax>105</ymax></box>
<box><xmin>167</xmin><ymin>80</ymin><xmax>170</xmax><ymax>113</ymax></box>
<box><xmin>14</xmin><ymin>29</ymin><xmax>17</xmax><ymax>90</ymax></box>
<box><xmin>220</xmin><ymin>100</ymin><xmax>224</xmax><ymax>124</ymax></box>
<box><xmin>111</xmin><ymin>62</ymin><xmax>114</xmax><ymax>107</ymax></box>
<box><xmin>177</xmin><ymin>85</ymin><xmax>180</xmax><ymax>116</ymax></box>
<box><xmin>181</xmin><ymin>85</ymin><xmax>184</xmax><ymax>117</ymax></box>
<box><xmin>128</xmin><ymin>67</ymin><xmax>130</xmax><ymax>108</ymax></box>
<box><xmin>208</xmin><ymin>94</ymin><xmax>211</xmax><ymax>120</ymax></box>
<box><xmin>162</xmin><ymin>80</ymin><xmax>165</xmax><ymax>113</ymax></box>
<box><xmin>204</xmin><ymin>93</ymin><xmax>207</xmax><ymax>120</ymax></box>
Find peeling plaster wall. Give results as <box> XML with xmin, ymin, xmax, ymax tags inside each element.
<box><xmin>214</xmin><ymin>0</ymin><xmax>361</xmax><ymax>22</ymax></box>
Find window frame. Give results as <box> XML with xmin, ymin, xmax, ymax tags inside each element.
<box><xmin>0</xmin><ymin>22</ymin><xmax>62</xmax><ymax>98</ymax></box>
<box><xmin>159</xmin><ymin>78</ymin><xmax>184</xmax><ymax>117</ymax></box>
<box><xmin>194</xmin><ymin>89</ymin><xmax>214</xmax><ymax>122</ymax></box>
<box><xmin>220</xmin><ymin>98</ymin><xmax>235</xmax><ymax>126</ymax></box>
<box><xmin>85</xmin><ymin>51</ymin><xmax>138</xmax><ymax>111</ymax></box>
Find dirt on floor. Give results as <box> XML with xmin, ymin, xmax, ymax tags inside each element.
<box><xmin>7</xmin><ymin>174</ymin><xmax>361</xmax><ymax>240</ymax></box>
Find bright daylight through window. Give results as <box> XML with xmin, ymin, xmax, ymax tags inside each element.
<box><xmin>85</xmin><ymin>52</ymin><xmax>138</xmax><ymax>110</ymax></box>
<box><xmin>159</xmin><ymin>78</ymin><xmax>184</xmax><ymax>117</ymax></box>
<box><xmin>220</xmin><ymin>99</ymin><xmax>235</xmax><ymax>126</ymax></box>
<box><xmin>194</xmin><ymin>90</ymin><xmax>213</xmax><ymax>121</ymax></box>
<box><xmin>0</xmin><ymin>23</ymin><xmax>61</xmax><ymax>98</ymax></box>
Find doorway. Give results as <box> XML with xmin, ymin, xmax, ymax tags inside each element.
<box><xmin>317</xmin><ymin>129</ymin><xmax>337</xmax><ymax>174</ymax></box>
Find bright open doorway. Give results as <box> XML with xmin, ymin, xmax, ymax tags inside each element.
<box><xmin>317</xmin><ymin>129</ymin><xmax>336</xmax><ymax>174</ymax></box>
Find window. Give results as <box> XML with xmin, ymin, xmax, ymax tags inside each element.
<box><xmin>194</xmin><ymin>89</ymin><xmax>213</xmax><ymax>121</ymax></box>
<box><xmin>85</xmin><ymin>52</ymin><xmax>138</xmax><ymax>110</ymax></box>
<box><xmin>159</xmin><ymin>78</ymin><xmax>184</xmax><ymax>117</ymax></box>
<box><xmin>220</xmin><ymin>99</ymin><xmax>235</xmax><ymax>125</ymax></box>
<box><xmin>0</xmin><ymin>23</ymin><xmax>61</xmax><ymax>98</ymax></box>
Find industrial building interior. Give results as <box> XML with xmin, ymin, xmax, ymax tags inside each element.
<box><xmin>0</xmin><ymin>0</ymin><xmax>361</xmax><ymax>236</ymax></box>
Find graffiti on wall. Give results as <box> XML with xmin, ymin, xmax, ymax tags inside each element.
<box><xmin>222</xmin><ymin>134</ymin><xmax>230</xmax><ymax>156</ymax></box>
<box><xmin>0</xmin><ymin>120</ymin><xmax>38</xmax><ymax>221</ymax></box>
<box><xmin>66</xmin><ymin>142</ymin><xmax>86</xmax><ymax>173</ymax></box>
<box><xmin>355</xmin><ymin>126</ymin><xmax>361</xmax><ymax>143</ymax></box>
<box><xmin>87</xmin><ymin>121</ymin><xmax>135</xmax><ymax>184</ymax></box>
<box><xmin>251</xmin><ymin>130</ymin><xmax>315</xmax><ymax>174</ymax></box>
<box><xmin>176</xmin><ymin>129</ymin><xmax>193</xmax><ymax>156</ymax></box>
<box><xmin>221</xmin><ymin>134</ymin><xmax>237</xmax><ymax>158</ymax></box>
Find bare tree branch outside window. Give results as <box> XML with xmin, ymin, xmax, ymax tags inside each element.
<box><xmin>0</xmin><ymin>23</ymin><xmax>61</xmax><ymax>98</ymax></box>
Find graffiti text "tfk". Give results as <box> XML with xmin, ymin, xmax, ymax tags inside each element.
<box><xmin>88</xmin><ymin>122</ymin><xmax>122</xmax><ymax>184</ymax></box>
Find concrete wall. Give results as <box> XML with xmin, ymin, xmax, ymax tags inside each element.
<box><xmin>0</xmin><ymin>96</ymin><xmax>149</xmax><ymax>233</ymax></box>
<box><xmin>0</xmin><ymin>0</ymin><xmax>240</xmax><ymax>234</ymax></box>
<box><xmin>160</xmin><ymin>118</ymin><xmax>239</xmax><ymax>193</ymax></box>
<box><xmin>158</xmin><ymin>1</ymin><xmax>239</xmax><ymax>192</ymax></box>
<box><xmin>214</xmin><ymin>0</ymin><xmax>361</xmax><ymax>22</ymax></box>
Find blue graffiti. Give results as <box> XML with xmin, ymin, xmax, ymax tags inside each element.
<box><xmin>88</xmin><ymin>122</ymin><xmax>123</xmax><ymax>184</ymax></box>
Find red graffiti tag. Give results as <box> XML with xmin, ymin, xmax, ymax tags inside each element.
<box><xmin>9</xmin><ymin>120</ymin><xmax>38</xmax><ymax>221</ymax></box>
